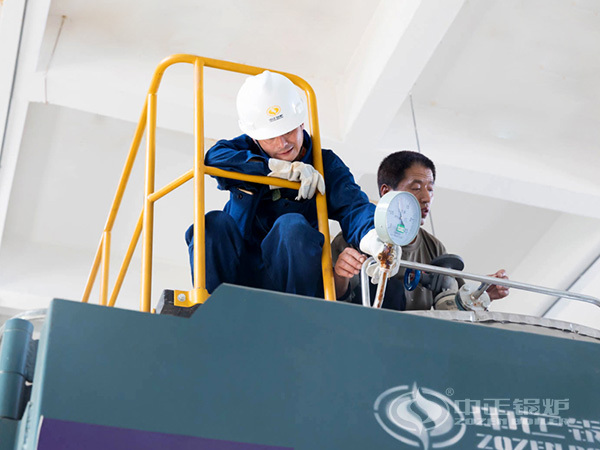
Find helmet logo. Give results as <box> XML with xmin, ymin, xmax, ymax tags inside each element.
<box><xmin>266</xmin><ymin>106</ymin><xmax>281</xmax><ymax>116</ymax></box>
<box><xmin>266</xmin><ymin>105</ymin><xmax>284</xmax><ymax>123</ymax></box>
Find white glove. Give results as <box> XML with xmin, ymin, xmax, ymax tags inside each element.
<box><xmin>360</xmin><ymin>228</ymin><xmax>402</xmax><ymax>284</ymax></box>
<box><xmin>268</xmin><ymin>159</ymin><xmax>325</xmax><ymax>200</ymax></box>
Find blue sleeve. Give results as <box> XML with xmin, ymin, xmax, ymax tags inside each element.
<box><xmin>322</xmin><ymin>150</ymin><xmax>375</xmax><ymax>248</ymax></box>
<box><xmin>204</xmin><ymin>135</ymin><xmax>269</xmax><ymax>191</ymax></box>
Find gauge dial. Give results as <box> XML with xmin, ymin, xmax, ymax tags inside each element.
<box><xmin>374</xmin><ymin>191</ymin><xmax>421</xmax><ymax>246</ymax></box>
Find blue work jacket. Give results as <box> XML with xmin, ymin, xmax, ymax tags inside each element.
<box><xmin>204</xmin><ymin>130</ymin><xmax>375</xmax><ymax>249</ymax></box>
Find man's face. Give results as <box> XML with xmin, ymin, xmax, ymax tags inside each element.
<box><xmin>256</xmin><ymin>125</ymin><xmax>304</xmax><ymax>161</ymax></box>
<box><xmin>383</xmin><ymin>164</ymin><xmax>434</xmax><ymax>226</ymax></box>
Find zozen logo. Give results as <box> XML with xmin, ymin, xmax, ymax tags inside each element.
<box><xmin>374</xmin><ymin>383</ymin><xmax>466</xmax><ymax>449</ymax></box>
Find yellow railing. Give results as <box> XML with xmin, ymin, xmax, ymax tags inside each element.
<box><xmin>81</xmin><ymin>54</ymin><xmax>335</xmax><ymax>312</ymax></box>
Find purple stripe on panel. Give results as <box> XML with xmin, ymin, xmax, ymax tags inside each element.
<box><xmin>37</xmin><ymin>417</ymin><xmax>293</xmax><ymax>450</ymax></box>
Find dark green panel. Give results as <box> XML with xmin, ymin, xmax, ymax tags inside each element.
<box><xmin>17</xmin><ymin>285</ymin><xmax>600</xmax><ymax>449</ymax></box>
<box><xmin>0</xmin><ymin>419</ymin><xmax>17</xmax><ymax>449</ymax></box>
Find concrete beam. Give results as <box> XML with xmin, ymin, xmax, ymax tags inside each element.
<box><xmin>338</xmin><ymin>0</ymin><xmax>466</xmax><ymax>147</ymax></box>
<box><xmin>542</xmin><ymin>251</ymin><xmax>600</xmax><ymax>327</ymax></box>
<box><xmin>0</xmin><ymin>0</ymin><xmax>52</xmax><ymax>249</ymax></box>
<box><xmin>491</xmin><ymin>213</ymin><xmax>600</xmax><ymax>319</ymax></box>
<box><xmin>0</xmin><ymin>0</ymin><xmax>27</xmax><ymax>151</ymax></box>
<box><xmin>436</xmin><ymin>163</ymin><xmax>600</xmax><ymax>221</ymax></box>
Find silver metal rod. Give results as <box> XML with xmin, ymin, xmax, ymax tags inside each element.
<box><xmin>471</xmin><ymin>282</ymin><xmax>490</xmax><ymax>300</ymax></box>
<box><xmin>361</xmin><ymin>257</ymin><xmax>374</xmax><ymax>307</ymax></box>
<box><xmin>397</xmin><ymin>260</ymin><xmax>600</xmax><ymax>309</ymax></box>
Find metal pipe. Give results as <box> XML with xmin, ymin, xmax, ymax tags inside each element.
<box><xmin>204</xmin><ymin>166</ymin><xmax>301</xmax><ymax>190</ymax></box>
<box><xmin>81</xmin><ymin>100</ymin><xmax>148</xmax><ymax>304</ymax></box>
<box><xmin>100</xmin><ymin>231</ymin><xmax>111</xmax><ymax>306</ymax></box>
<box><xmin>397</xmin><ymin>260</ymin><xmax>600</xmax><ymax>309</ymax></box>
<box><xmin>304</xmin><ymin>85</ymin><xmax>335</xmax><ymax>301</ymax></box>
<box><xmin>361</xmin><ymin>257</ymin><xmax>375</xmax><ymax>307</ymax></box>
<box><xmin>192</xmin><ymin>59</ymin><xmax>208</xmax><ymax>302</ymax></box>
<box><xmin>105</xmin><ymin>100</ymin><xmax>148</xmax><ymax>231</ymax></box>
<box><xmin>0</xmin><ymin>318</ymin><xmax>32</xmax><ymax>419</ymax></box>
<box><xmin>374</xmin><ymin>270</ymin><xmax>389</xmax><ymax>309</ymax></box>
<box><xmin>140</xmin><ymin>93</ymin><xmax>157</xmax><ymax>313</ymax></box>
<box><xmin>81</xmin><ymin>235</ymin><xmax>103</xmax><ymax>303</ymax></box>
<box><xmin>148</xmin><ymin>170</ymin><xmax>194</xmax><ymax>202</ymax></box>
<box><xmin>108</xmin><ymin>210</ymin><xmax>143</xmax><ymax>307</ymax></box>
<box><xmin>471</xmin><ymin>282</ymin><xmax>490</xmax><ymax>301</ymax></box>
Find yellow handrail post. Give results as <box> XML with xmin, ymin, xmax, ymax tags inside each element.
<box><xmin>81</xmin><ymin>99</ymin><xmax>148</xmax><ymax>305</ymax></box>
<box><xmin>81</xmin><ymin>235</ymin><xmax>103</xmax><ymax>303</ymax></box>
<box><xmin>108</xmin><ymin>210</ymin><xmax>144</xmax><ymax>307</ymax></box>
<box><xmin>192</xmin><ymin>58</ymin><xmax>210</xmax><ymax>303</ymax></box>
<box><xmin>100</xmin><ymin>231</ymin><xmax>111</xmax><ymax>305</ymax></box>
<box><xmin>304</xmin><ymin>87</ymin><xmax>334</xmax><ymax>300</ymax></box>
<box><xmin>140</xmin><ymin>92</ymin><xmax>157</xmax><ymax>312</ymax></box>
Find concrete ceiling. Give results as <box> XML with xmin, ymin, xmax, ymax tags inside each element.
<box><xmin>1</xmin><ymin>0</ymin><xmax>599</xmax><ymax>328</ymax></box>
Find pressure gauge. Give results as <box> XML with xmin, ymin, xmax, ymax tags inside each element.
<box><xmin>374</xmin><ymin>191</ymin><xmax>421</xmax><ymax>246</ymax></box>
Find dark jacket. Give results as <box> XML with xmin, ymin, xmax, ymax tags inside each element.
<box><xmin>204</xmin><ymin>130</ymin><xmax>375</xmax><ymax>248</ymax></box>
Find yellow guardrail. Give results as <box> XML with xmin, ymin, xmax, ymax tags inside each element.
<box><xmin>81</xmin><ymin>54</ymin><xmax>335</xmax><ymax>312</ymax></box>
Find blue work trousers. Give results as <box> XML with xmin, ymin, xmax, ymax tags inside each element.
<box><xmin>186</xmin><ymin>211</ymin><xmax>325</xmax><ymax>298</ymax></box>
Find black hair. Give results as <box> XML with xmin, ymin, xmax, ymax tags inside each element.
<box><xmin>377</xmin><ymin>151</ymin><xmax>436</xmax><ymax>192</ymax></box>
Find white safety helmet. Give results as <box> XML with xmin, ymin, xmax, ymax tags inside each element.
<box><xmin>236</xmin><ymin>71</ymin><xmax>306</xmax><ymax>140</ymax></box>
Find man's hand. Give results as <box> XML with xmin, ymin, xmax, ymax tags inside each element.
<box><xmin>333</xmin><ymin>248</ymin><xmax>367</xmax><ymax>298</ymax></box>
<box><xmin>268</xmin><ymin>159</ymin><xmax>325</xmax><ymax>200</ymax></box>
<box><xmin>486</xmin><ymin>269</ymin><xmax>510</xmax><ymax>300</ymax></box>
<box><xmin>335</xmin><ymin>248</ymin><xmax>366</xmax><ymax>278</ymax></box>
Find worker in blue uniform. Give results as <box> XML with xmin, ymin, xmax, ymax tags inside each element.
<box><xmin>186</xmin><ymin>70</ymin><xmax>399</xmax><ymax>298</ymax></box>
